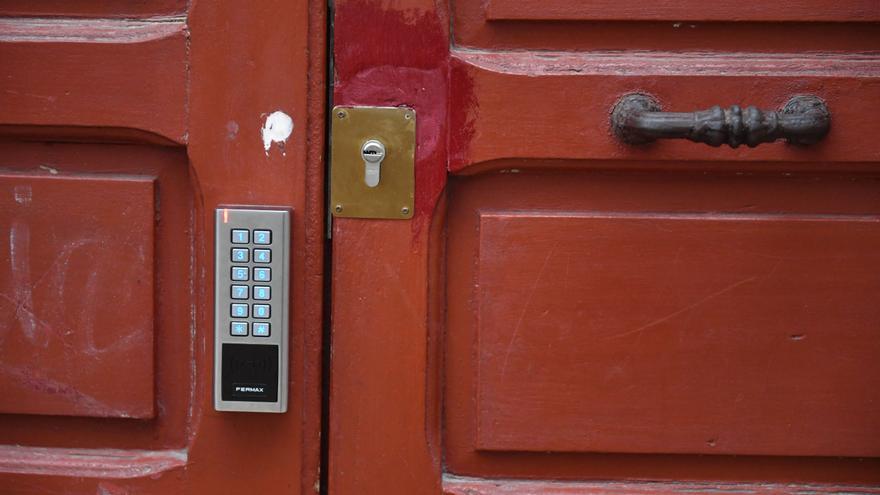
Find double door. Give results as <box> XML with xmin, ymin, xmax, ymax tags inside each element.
<box><xmin>1</xmin><ymin>0</ymin><xmax>879</xmax><ymax>493</ymax></box>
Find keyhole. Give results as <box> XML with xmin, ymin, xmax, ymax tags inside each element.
<box><xmin>361</xmin><ymin>139</ymin><xmax>386</xmax><ymax>188</ymax></box>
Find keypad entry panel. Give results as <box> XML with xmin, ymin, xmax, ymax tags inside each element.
<box><xmin>214</xmin><ymin>208</ymin><xmax>290</xmax><ymax>413</ymax></box>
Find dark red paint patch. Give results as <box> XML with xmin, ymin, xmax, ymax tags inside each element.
<box><xmin>334</xmin><ymin>0</ymin><xmax>451</xmax><ymax>224</ymax></box>
<box><xmin>334</xmin><ymin>0</ymin><xmax>447</xmax><ymax>82</ymax></box>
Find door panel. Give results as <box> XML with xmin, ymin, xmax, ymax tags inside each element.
<box><xmin>0</xmin><ymin>143</ymin><xmax>191</xmax><ymax>450</ymax></box>
<box><xmin>466</xmin><ymin>210</ymin><xmax>879</xmax><ymax>456</ymax></box>
<box><xmin>453</xmin><ymin>1</ymin><xmax>880</xmax><ymax>51</ymax></box>
<box><xmin>0</xmin><ymin>1</ymin><xmax>185</xmax><ymax>18</ymax></box>
<box><xmin>484</xmin><ymin>0</ymin><xmax>880</xmax><ymax>22</ymax></box>
<box><xmin>0</xmin><ymin>1</ymin><xmax>325</xmax><ymax>493</ymax></box>
<box><xmin>1</xmin><ymin>172</ymin><xmax>157</xmax><ymax>419</ymax></box>
<box><xmin>330</xmin><ymin>0</ymin><xmax>880</xmax><ymax>493</ymax></box>
<box><xmin>449</xmin><ymin>53</ymin><xmax>880</xmax><ymax>169</ymax></box>
<box><xmin>443</xmin><ymin>479</ymin><xmax>880</xmax><ymax>495</ymax></box>
<box><xmin>0</xmin><ymin>17</ymin><xmax>187</xmax><ymax>144</ymax></box>
<box><xmin>445</xmin><ymin>172</ymin><xmax>880</xmax><ymax>481</ymax></box>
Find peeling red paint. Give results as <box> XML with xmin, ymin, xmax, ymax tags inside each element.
<box><xmin>443</xmin><ymin>476</ymin><xmax>880</xmax><ymax>495</ymax></box>
<box><xmin>0</xmin><ymin>445</ymin><xmax>187</xmax><ymax>479</ymax></box>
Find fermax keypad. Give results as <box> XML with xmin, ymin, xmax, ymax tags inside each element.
<box><xmin>215</xmin><ymin>208</ymin><xmax>290</xmax><ymax>413</ymax></box>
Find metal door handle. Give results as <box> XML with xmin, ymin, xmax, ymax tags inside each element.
<box><xmin>611</xmin><ymin>94</ymin><xmax>830</xmax><ymax>148</ymax></box>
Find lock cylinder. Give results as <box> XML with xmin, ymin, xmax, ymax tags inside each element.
<box><xmin>361</xmin><ymin>139</ymin><xmax>386</xmax><ymax>188</ymax></box>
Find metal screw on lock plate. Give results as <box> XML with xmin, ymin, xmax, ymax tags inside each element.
<box><xmin>361</xmin><ymin>139</ymin><xmax>386</xmax><ymax>188</ymax></box>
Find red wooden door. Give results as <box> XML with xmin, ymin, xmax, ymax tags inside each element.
<box><xmin>328</xmin><ymin>1</ymin><xmax>880</xmax><ymax>494</ymax></box>
<box><xmin>0</xmin><ymin>1</ymin><xmax>325</xmax><ymax>493</ymax></box>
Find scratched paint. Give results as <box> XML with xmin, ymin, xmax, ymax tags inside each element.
<box><xmin>261</xmin><ymin>110</ymin><xmax>294</xmax><ymax>154</ymax></box>
<box><xmin>1</xmin><ymin>365</ymin><xmax>128</xmax><ymax>417</ymax></box>
<box><xmin>0</xmin><ymin>174</ymin><xmax>157</xmax><ymax>419</ymax></box>
<box><xmin>8</xmin><ymin>220</ymin><xmax>48</xmax><ymax>347</ymax></box>
<box><xmin>226</xmin><ymin>120</ymin><xmax>239</xmax><ymax>139</ymax></box>
<box><xmin>78</xmin><ymin>258</ymin><xmax>150</xmax><ymax>356</ymax></box>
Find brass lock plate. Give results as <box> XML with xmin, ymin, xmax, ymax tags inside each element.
<box><xmin>330</xmin><ymin>106</ymin><xmax>415</xmax><ymax>219</ymax></box>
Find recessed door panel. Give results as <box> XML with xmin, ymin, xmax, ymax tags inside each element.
<box><xmin>0</xmin><ymin>173</ymin><xmax>156</xmax><ymax>419</ymax></box>
<box><xmin>484</xmin><ymin>0</ymin><xmax>880</xmax><ymax>22</ymax></box>
<box><xmin>472</xmin><ymin>212</ymin><xmax>880</xmax><ymax>456</ymax></box>
<box><xmin>445</xmin><ymin>171</ymin><xmax>880</xmax><ymax>481</ymax></box>
<box><xmin>0</xmin><ymin>143</ymin><xmax>192</xmax><ymax>452</ymax></box>
<box><xmin>454</xmin><ymin>0</ymin><xmax>880</xmax><ymax>51</ymax></box>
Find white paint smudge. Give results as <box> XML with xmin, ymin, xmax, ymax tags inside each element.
<box><xmin>13</xmin><ymin>185</ymin><xmax>31</xmax><ymax>205</ymax></box>
<box><xmin>261</xmin><ymin>110</ymin><xmax>294</xmax><ymax>155</ymax></box>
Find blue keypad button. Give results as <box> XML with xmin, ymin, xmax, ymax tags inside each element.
<box><xmin>253</xmin><ymin>230</ymin><xmax>272</xmax><ymax>245</ymax></box>
<box><xmin>231</xmin><ymin>266</ymin><xmax>249</xmax><ymax>281</ymax></box>
<box><xmin>253</xmin><ymin>286</ymin><xmax>271</xmax><ymax>300</ymax></box>
<box><xmin>253</xmin><ymin>304</ymin><xmax>271</xmax><ymax>319</ymax></box>
<box><xmin>231</xmin><ymin>303</ymin><xmax>248</xmax><ymax>318</ymax></box>
<box><xmin>252</xmin><ymin>322</ymin><xmax>270</xmax><ymax>337</ymax></box>
<box><xmin>231</xmin><ymin>285</ymin><xmax>249</xmax><ymax>300</ymax></box>
<box><xmin>231</xmin><ymin>229</ymin><xmax>249</xmax><ymax>244</ymax></box>
<box><xmin>253</xmin><ymin>249</ymin><xmax>271</xmax><ymax>263</ymax></box>
<box><xmin>230</xmin><ymin>321</ymin><xmax>248</xmax><ymax>336</ymax></box>
<box><xmin>231</xmin><ymin>248</ymin><xmax>249</xmax><ymax>262</ymax></box>
<box><xmin>253</xmin><ymin>267</ymin><xmax>271</xmax><ymax>282</ymax></box>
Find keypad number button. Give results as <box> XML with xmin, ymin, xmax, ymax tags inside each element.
<box><xmin>253</xmin><ymin>286</ymin><xmax>271</xmax><ymax>301</ymax></box>
<box><xmin>231</xmin><ymin>229</ymin><xmax>249</xmax><ymax>244</ymax></box>
<box><xmin>253</xmin><ymin>249</ymin><xmax>271</xmax><ymax>263</ymax></box>
<box><xmin>231</xmin><ymin>248</ymin><xmax>249</xmax><ymax>263</ymax></box>
<box><xmin>231</xmin><ymin>285</ymin><xmax>249</xmax><ymax>300</ymax></box>
<box><xmin>253</xmin><ymin>267</ymin><xmax>271</xmax><ymax>282</ymax></box>
<box><xmin>230</xmin><ymin>321</ymin><xmax>248</xmax><ymax>336</ymax></box>
<box><xmin>231</xmin><ymin>303</ymin><xmax>249</xmax><ymax>318</ymax></box>
<box><xmin>253</xmin><ymin>304</ymin><xmax>271</xmax><ymax>319</ymax></box>
<box><xmin>252</xmin><ymin>322</ymin><xmax>270</xmax><ymax>337</ymax></box>
<box><xmin>231</xmin><ymin>266</ymin><xmax>249</xmax><ymax>281</ymax></box>
<box><xmin>253</xmin><ymin>230</ymin><xmax>272</xmax><ymax>245</ymax></box>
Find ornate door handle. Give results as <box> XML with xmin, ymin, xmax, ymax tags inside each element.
<box><xmin>611</xmin><ymin>94</ymin><xmax>830</xmax><ymax>148</ymax></box>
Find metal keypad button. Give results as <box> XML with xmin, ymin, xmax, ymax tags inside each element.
<box><xmin>231</xmin><ymin>285</ymin><xmax>249</xmax><ymax>300</ymax></box>
<box><xmin>231</xmin><ymin>266</ymin><xmax>249</xmax><ymax>281</ymax></box>
<box><xmin>253</xmin><ymin>286</ymin><xmax>271</xmax><ymax>300</ymax></box>
<box><xmin>231</xmin><ymin>248</ymin><xmax>249</xmax><ymax>262</ymax></box>
<box><xmin>231</xmin><ymin>229</ymin><xmax>249</xmax><ymax>244</ymax></box>
<box><xmin>253</xmin><ymin>304</ymin><xmax>271</xmax><ymax>319</ymax></box>
<box><xmin>253</xmin><ymin>267</ymin><xmax>271</xmax><ymax>282</ymax></box>
<box><xmin>252</xmin><ymin>322</ymin><xmax>270</xmax><ymax>337</ymax></box>
<box><xmin>253</xmin><ymin>230</ymin><xmax>272</xmax><ymax>245</ymax></box>
<box><xmin>231</xmin><ymin>303</ymin><xmax>249</xmax><ymax>318</ymax></box>
<box><xmin>253</xmin><ymin>249</ymin><xmax>271</xmax><ymax>263</ymax></box>
<box><xmin>230</xmin><ymin>321</ymin><xmax>248</xmax><ymax>336</ymax></box>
